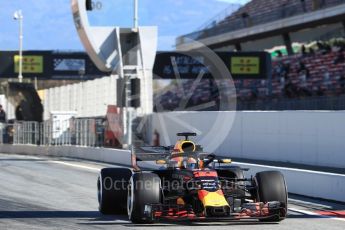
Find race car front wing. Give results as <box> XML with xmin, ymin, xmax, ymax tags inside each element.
<box><xmin>143</xmin><ymin>201</ymin><xmax>286</xmax><ymax>222</ymax></box>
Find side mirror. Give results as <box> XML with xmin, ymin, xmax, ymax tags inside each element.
<box><xmin>156</xmin><ymin>160</ymin><xmax>167</xmax><ymax>165</ymax></box>
<box><xmin>219</xmin><ymin>159</ymin><xmax>232</xmax><ymax>164</ymax></box>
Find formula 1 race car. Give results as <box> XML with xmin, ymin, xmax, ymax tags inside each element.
<box><xmin>97</xmin><ymin>133</ymin><xmax>288</xmax><ymax>224</ymax></box>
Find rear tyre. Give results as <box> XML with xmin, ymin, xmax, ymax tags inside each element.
<box><xmin>255</xmin><ymin>171</ymin><xmax>288</xmax><ymax>222</ymax></box>
<box><xmin>98</xmin><ymin>168</ymin><xmax>132</xmax><ymax>215</ymax></box>
<box><xmin>128</xmin><ymin>173</ymin><xmax>161</xmax><ymax>224</ymax></box>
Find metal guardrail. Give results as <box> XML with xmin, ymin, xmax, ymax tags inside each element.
<box><xmin>0</xmin><ymin>124</ymin><xmax>4</xmax><ymax>144</ymax></box>
<box><xmin>1</xmin><ymin>118</ymin><xmax>105</xmax><ymax>147</ymax></box>
<box><xmin>75</xmin><ymin>119</ymin><xmax>97</xmax><ymax>147</ymax></box>
<box><xmin>178</xmin><ymin>0</ymin><xmax>345</xmax><ymax>44</ymax></box>
<box><xmin>13</xmin><ymin>122</ymin><xmax>39</xmax><ymax>145</ymax></box>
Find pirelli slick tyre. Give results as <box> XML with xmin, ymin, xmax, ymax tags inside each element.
<box><xmin>255</xmin><ymin>171</ymin><xmax>288</xmax><ymax>222</ymax></box>
<box><xmin>127</xmin><ymin>173</ymin><xmax>161</xmax><ymax>224</ymax></box>
<box><xmin>97</xmin><ymin>168</ymin><xmax>132</xmax><ymax>215</ymax></box>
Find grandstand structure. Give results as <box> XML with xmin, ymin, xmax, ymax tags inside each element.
<box><xmin>177</xmin><ymin>0</ymin><xmax>345</xmax><ymax>52</ymax></box>
<box><xmin>159</xmin><ymin>0</ymin><xmax>345</xmax><ymax>111</ymax></box>
<box><xmin>154</xmin><ymin>48</ymin><xmax>345</xmax><ymax>111</ymax></box>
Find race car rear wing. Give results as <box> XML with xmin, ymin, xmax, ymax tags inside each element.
<box><xmin>131</xmin><ymin>147</ymin><xmax>232</xmax><ymax>171</ymax></box>
<box><xmin>132</xmin><ymin>147</ymin><xmax>209</xmax><ymax>162</ymax></box>
<box><xmin>131</xmin><ymin>146</ymin><xmax>170</xmax><ymax>171</ymax></box>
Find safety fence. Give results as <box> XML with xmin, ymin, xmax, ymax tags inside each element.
<box><xmin>0</xmin><ymin>118</ymin><xmax>106</xmax><ymax>147</ymax></box>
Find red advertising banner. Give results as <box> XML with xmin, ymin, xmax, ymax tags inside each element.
<box><xmin>104</xmin><ymin>105</ymin><xmax>123</xmax><ymax>148</ymax></box>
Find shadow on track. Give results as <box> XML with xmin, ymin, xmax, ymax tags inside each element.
<box><xmin>79</xmin><ymin>212</ymin><xmax>332</xmax><ymax>227</ymax></box>
<box><xmin>0</xmin><ymin>211</ymin><xmax>113</xmax><ymax>219</ymax></box>
<box><xmin>80</xmin><ymin>222</ymin><xmax>279</xmax><ymax>227</ymax></box>
<box><xmin>79</xmin><ymin>217</ymin><xmax>279</xmax><ymax>227</ymax></box>
<box><xmin>0</xmin><ymin>158</ymin><xmax>48</xmax><ymax>162</ymax></box>
<box><xmin>287</xmin><ymin>214</ymin><xmax>325</xmax><ymax>219</ymax></box>
<box><xmin>122</xmin><ymin>222</ymin><xmax>279</xmax><ymax>227</ymax></box>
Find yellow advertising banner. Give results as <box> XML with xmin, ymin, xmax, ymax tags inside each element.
<box><xmin>231</xmin><ymin>57</ymin><xmax>260</xmax><ymax>74</ymax></box>
<box><xmin>14</xmin><ymin>55</ymin><xmax>43</xmax><ymax>73</ymax></box>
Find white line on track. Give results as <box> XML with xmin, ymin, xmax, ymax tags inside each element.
<box><xmin>233</xmin><ymin>162</ymin><xmax>345</xmax><ymax>177</ymax></box>
<box><xmin>288</xmin><ymin>207</ymin><xmax>345</xmax><ymax>222</ymax></box>
<box><xmin>288</xmin><ymin>198</ymin><xmax>333</xmax><ymax>209</ymax></box>
<box><xmin>48</xmin><ymin>160</ymin><xmax>101</xmax><ymax>172</ymax></box>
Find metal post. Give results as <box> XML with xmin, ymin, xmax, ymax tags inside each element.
<box><xmin>283</xmin><ymin>33</ymin><xmax>294</xmax><ymax>56</ymax></box>
<box><xmin>19</xmin><ymin>12</ymin><xmax>23</xmax><ymax>83</ymax></box>
<box><xmin>0</xmin><ymin>124</ymin><xmax>3</xmax><ymax>144</ymax></box>
<box><xmin>134</xmin><ymin>0</ymin><xmax>139</xmax><ymax>29</ymax></box>
<box><xmin>124</xmin><ymin>76</ymin><xmax>133</xmax><ymax>149</ymax></box>
<box><xmin>14</xmin><ymin>10</ymin><xmax>24</xmax><ymax>83</ymax></box>
<box><xmin>68</xmin><ymin>119</ymin><xmax>71</xmax><ymax>146</ymax></box>
<box><xmin>83</xmin><ymin>120</ymin><xmax>87</xmax><ymax>146</ymax></box>
<box><xmin>17</xmin><ymin>123</ymin><xmax>19</xmax><ymax>144</ymax></box>
<box><xmin>43</xmin><ymin>122</ymin><xmax>45</xmax><ymax>146</ymax></box>
<box><xmin>48</xmin><ymin>121</ymin><xmax>52</xmax><ymax>146</ymax></box>
<box><xmin>126</xmin><ymin>78</ymin><xmax>130</xmax><ymax>149</ymax></box>
<box><xmin>128</xmin><ymin>110</ymin><xmax>132</xmax><ymax>147</ymax></box>
<box><xmin>86</xmin><ymin>120</ymin><xmax>89</xmax><ymax>146</ymax></box>
<box><xmin>40</xmin><ymin>123</ymin><xmax>42</xmax><ymax>145</ymax></box>
<box><xmin>78</xmin><ymin>120</ymin><xmax>81</xmax><ymax>146</ymax></box>
<box><xmin>77</xmin><ymin>120</ymin><xmax>80</xmax><ymax>146</ymax></box>
<box><xmin>24</xmin><ymin>122</ymin><xmax>27</xmax><ymax>144</ymax></box>
<box><xmin>16</xmin><ymin>123</ymin><xmax>19</xmax><ymax>145</ymax></box>
<box><xmin>13</xmin><ymin>124</ymin><xmax>16</xmax><ymax>145</ymax></box>
<box><xmin>35</xmin><ymin>122</ymin><xmax>38</xmax><ymax>145</ymax></box>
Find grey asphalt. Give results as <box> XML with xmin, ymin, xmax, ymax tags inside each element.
<box><xmin>0</xmin><ymin>153</ymin><xmax>344</xmax><ymax>230</ymax></box>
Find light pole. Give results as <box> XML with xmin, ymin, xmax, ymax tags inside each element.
<box><xmin>134</xmin><ymin>0</ymin><xmax>138</xmax><ymax>29</ymax></box>
<box><xmin>14</xmin><ymin>10</ymin><xmax>23</xmax><ymax>83</ymax></box>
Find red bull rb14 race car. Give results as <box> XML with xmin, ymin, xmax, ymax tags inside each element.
<box><xmin>97</xmin><ymin>133</ymin><xmax>288</xmax><ymax>223</ymax></box>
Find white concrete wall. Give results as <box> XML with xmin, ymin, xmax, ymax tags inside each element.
<box><xmin>0</xmin><ymin>95</ymin><xmax>15</xmax><ymax>120</ymax></box>
<box><xmin>43</xmin><ymin>75</ymin><xmax>118</xmax><ymax>120</ymax></box>
<box><xmin>0</xmin><ymin>144</ymin><xmax>131</xmax><ymax>166</ymax></box>
<box><xmin>148</xmin><ymin>111</ymin><xmax>345</xmax><ymax>169</ymax></box>
<box><xmin>236</xmin><ymin>162</ymin><xmax>345</xmax><ymax>203</ymax></box>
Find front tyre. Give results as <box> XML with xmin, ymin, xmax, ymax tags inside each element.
<box><xmin>98</xmin><ymin>168</ymin><xmax>132</xmax><ymax>215</ymax></box>
<box><xmin>128</xmin><ymin>173</ymin><xmax>161</xmax><ymax>224</ymax></box>
<box><xmin>255</xmin><ymin>171</ymin><xmax>288</xmax><ymax>222</ymax></box>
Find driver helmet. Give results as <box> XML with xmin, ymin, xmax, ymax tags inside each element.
<box><xmin>170</xmin><ymin>156</ymin><xmax>184</xmax><ymax>168</ymax></box>
<box><xmin>186</xmin><ymin>157</ymin><xmax>197</xmax><ymax>169</ymax></box>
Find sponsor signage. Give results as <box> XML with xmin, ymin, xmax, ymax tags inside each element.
<box><xmin>153</xmin><ymin>51</ymin><xmax>271</xmax><ymax>79</ymax></box>
<box><xmin>231</xmin><ymin>57</ymin><xmax>260</xmax><ymax>75</ymax></box>
<box><xmin>14</xmin><ymin>55</ymin><xmax>44</xmax><ymax>73</ymax></box>
<box><xmin>104</xmin><ymin>105</ymin><xmax>123</xmax><ymax>148</ymax></box>
<box><xmin>0</xmin><ymin>51</ymin><xmax>107</xmax><ymax>80</ymax></box>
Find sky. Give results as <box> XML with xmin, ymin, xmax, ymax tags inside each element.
<box><xmin>0</xmin><ymin>0</ymin><xmax>249</xmax><ymax>51</ymax></box>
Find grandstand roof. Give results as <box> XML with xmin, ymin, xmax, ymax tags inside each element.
<box><xmin>177</xmin><ymin>0</ymin><xmax>345</xmax><ymax>50</ymax></box>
